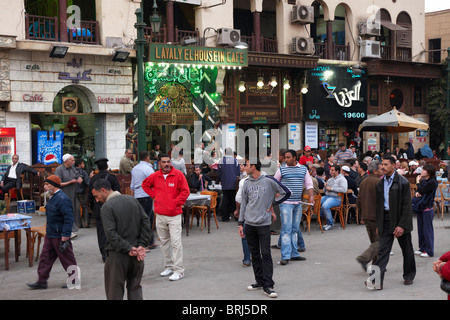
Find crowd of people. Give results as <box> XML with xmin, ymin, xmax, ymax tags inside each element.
<box><xmin>3</xmin><ymin>140</ymin><xmax>448</xmax><ymax>299</ymax></box>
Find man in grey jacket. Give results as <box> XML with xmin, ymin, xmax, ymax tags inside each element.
<box><xmin>91</xmin><ymin>179</ymin><xmax>152</xmax><ymax>300</ymax></box>
<box><xmin>238</xmin><ymin>157</ymin><xmax>291</xmax><ymax>298</ymax></box>
<box><xmin>320</xmin><ymin>164</ymin><xmax>348</xmax><ymax>231</ymax></box>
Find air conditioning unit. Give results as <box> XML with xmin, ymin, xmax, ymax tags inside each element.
<box><xmin>62</xmin><ymin>97</ymin><xmax>79</xmax><ymax>114</ymax></box>
<box><xmin>291</xmin><ymin>5</ymin><xmax>314</xmax><ymax>24</ymax></box>
<box><xmin>106</xmin><ymin>37</ymin><xmax>123</xmax><ymax>48</ymax></box>
<box><xmin>358</xmin><ymin>21</ymin><xmax>381</xmax><ymax>37</ymax></box>
<box><xmin>360</xmin><ymin>40</ymin><xmax>381</xmax><ymax>59</ymax></box>
<box><xmin>291</xmin><ymin>37</ymin><xmax>314</xmax><ymax>55</ymax></box>
<box><xmin>217</xmin><ymin>28</ymin><xmax>241</xmax><ymax>45</ymax></box>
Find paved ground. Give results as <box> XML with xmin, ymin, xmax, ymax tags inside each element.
<box><xmin>1</xmin><ymin>209</ymin><xmax>449</xmax><ymax>302</ymax></box>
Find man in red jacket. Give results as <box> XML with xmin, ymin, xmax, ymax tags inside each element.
<box><xmin>142</xmin><ymin>154</ymin><xmax>190</xmax><ymax>281</ymax></box>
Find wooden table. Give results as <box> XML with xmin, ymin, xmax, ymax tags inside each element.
<box><xmin>183</xmin><ymin>193</ymin><xmax>211</xmax><ymax>236</ymax></box>
<box><xmin>0</xmin><ymin>214</ymin><xmax>33</xmax><ymax>270</ymax></box>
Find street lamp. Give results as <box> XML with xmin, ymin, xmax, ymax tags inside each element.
<box><xmin>135</xmin><ymin>7</ymin><xmax>147</xmax><ymax>155</ymax></box>
<box><xmin>150</xmin><ymin>0</ymin><xmax>162</xmax><ymax>34</ymax></box>
<box><xmin>445</xmin><ymin>47</ymin><xmax>450</xmax><ymax>160</ymax></box>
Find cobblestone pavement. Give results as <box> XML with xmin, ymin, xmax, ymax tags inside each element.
<box><xmin>1</xmin><ymin>211</ymin><xmax>449</xmax><ymax>302</ymax></box>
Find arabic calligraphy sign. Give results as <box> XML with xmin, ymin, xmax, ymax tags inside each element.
<box><xmin>58</xmin><ymin>58</ymin><xmax>92</xmax><ymax>84</ymax></box>
<box><xmin>305</xmin><ymin>65</ymin><xmax>367</xmax><ymax>122</ymax></box>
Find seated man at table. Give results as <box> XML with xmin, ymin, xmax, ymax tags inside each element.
<box><xmin>1</xmin><ymin>154</ymin><xmax>39</xmax><ymax>200</ymax></box>
<box><xmin>190</xmin><ymin>165</ymin><xmax>213</xmax><ymax>192</ymax></box>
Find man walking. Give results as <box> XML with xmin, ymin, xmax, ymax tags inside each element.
<box><xmin>365</xmin><ymin>156</ymin><xmax>416</xmax><ymax>290</ymax></box>
<box><xmin>131</xmin><ymin>150</ymin><xmax>155</xmax><ymax>248</ymax></box>
<box><xmin>356</xmin><ymin>161</ymin><xmax>382</xmax><ymax>271</ymax></box>
<box><xmin>27</xmin><ymin>175</ymin><xmax>78</xmax><ymax>289</ymax></box>
<box><xmin>142</xmin><ymin>154</ymin><xmax>190</xmax><ymax>281</ymax></box>
<box><xmin>335</xmin><ymin>143</ymin><xmax>353</xmax><ymax>165</ymax></box>
<box><xmin>91</xmin><ymin>179</ymin><xmax>152</xmax><ymax>300</ymax></box>
<box><xmin>218</xmin><ymin>147</ymin><xmax>240</xmax><ymax>222</ymax></box>
<box><xmin>88</xmin><ymin>158</ymin><xmax>121</xmax><ymax>262</ymax></box>
<box><xmin>54</xmin><ymin>154</ymin><xmax>82</xmax><ymax>238</ymax></box>
<box><xmin>238</xmin><ymin>157</ymin><xmax>291</xmax><ymax>298</ymax></box>
<box><xmin>273</xmin><ymin>149</ymin><xmax>314</xmax><ymax>264</ymax></box>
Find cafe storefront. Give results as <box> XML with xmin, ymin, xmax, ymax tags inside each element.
<box><xmin>304</xmin><ymin>64</ymin><xmax>368</xmax><ymax>153</ymax></box>
<box><xmin>142</xmin><ymin>43</ymin><xmax>248</xmax><ymax>155</ymax></box>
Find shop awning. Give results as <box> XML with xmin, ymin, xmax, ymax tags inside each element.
<box><xmin>380</xmin><ymin>21</ymin><xmax>407</xmax><ymax>31</ymax></box>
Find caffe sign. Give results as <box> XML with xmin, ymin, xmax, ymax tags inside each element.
<box><xmin>150</xmin><ymin>44</ymin><xmax>248</xmax><ymax>67</ymax></box>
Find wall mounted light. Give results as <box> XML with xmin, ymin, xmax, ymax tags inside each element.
<box><xmin>270</xmin><ymin>76</ymin><xmax>278</xmax><ymax>87</ymax></box>
<box><xmin>112</xmin><ymin>50</ymin><xmax>130</xmax><ymax>62</ymax></box>
<box><xmin>233</xmin><ymin>41</ymin><xmax>248</xmax><ymax>49</ymax></box>
<box><xmin>181</xmin><ymin>37</ymin><xmax>197</xmax><ymax>46</ymax></box>
<box><xmin>301</xmin><ymin>83</ymin><xmax>309</xmax><ymax>94</ymax></box>
<box><xmin>283</xmin><ymin>79</ymin><xmax>290</xmax><ymax>90</ymax></box>
<box><xmin>257</xmin><ymin>76</ymin><xmax>264</xmax><ymax>88</ymax></box>
<box><xmin>49</xmin><ymin>45</ymin><xmax>69</xmax><ymax>58</ymax></box>
<box><xmin>238</xmin><ymin>81</ymin><xmax>246</xmax><ymax>92</ymax></box>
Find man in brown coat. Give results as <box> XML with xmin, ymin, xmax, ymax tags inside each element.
<box><xmin>356</xmin><ymin>161</ymin><xmax>382</xmax><ymax>271</ymax></box>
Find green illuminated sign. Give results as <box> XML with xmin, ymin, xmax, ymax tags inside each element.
<box><xmin>149</xmin><ymin>43</ymin><xmax>248</xmax><ymax>67</ymax></box>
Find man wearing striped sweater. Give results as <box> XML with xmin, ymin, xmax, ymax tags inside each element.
<box><xmin>274</xmin><ymin>150</ymin><xmax>314</xmax><ymax>265</ymax></box>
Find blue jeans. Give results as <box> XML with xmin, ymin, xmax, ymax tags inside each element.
<box><xmin>279</xmin><ymin>203</ymin><xmax>304</xmax><ymax>260</ymax></box>
<box><xmin>320</xmin><ymin>195</ymin><xmax>342</xmax><ymax>226</ymax></box>
<box><xmin>242</xmin><ymin>224</ymin><xmax>251</xmax><ymax>264</ymax></box>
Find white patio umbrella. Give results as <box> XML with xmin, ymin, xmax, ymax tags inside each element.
<box><xmin>358</xmin><ymin>107</ymin><xmax>429</xmax><ymax>133</ymax></box>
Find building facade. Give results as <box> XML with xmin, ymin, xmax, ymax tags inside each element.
<box><xmin>0</xmin><ymin>0</ymin><xmax>445</xmax><ymax>171</ymax></box>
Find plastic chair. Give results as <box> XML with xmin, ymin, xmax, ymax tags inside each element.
<box><xmin>331</xmin><ymin>193</ymin><xmax>345</xmax><ymax>229</ymax></box>
<box><xmin>344</xmin><ymin>190</ymin><xmax>359</xmax><ymax>225</ymax></box>
<box><xmin>191</xmin><ymin>191</ymin><xmax>218</xmax><ymax>231</ymax></box>
<box><xmin>302</xmin><ymin>194</ymin><xmax>323</xmax><ymax>234</ymax></box>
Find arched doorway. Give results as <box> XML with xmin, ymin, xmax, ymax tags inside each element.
<box><xmin>30</xmin><ymin>85</ymin><xmax>103</xmax><ymax>172</ymax></box>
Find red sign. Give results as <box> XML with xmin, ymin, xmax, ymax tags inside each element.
<box><xmin>0</xmin><ymin>127</ymin><xmax>15</xmax><ymax>136</ymax></box>
<box><xmin>97</xmin><ymin>96</ymin><xmax>130</xmax><ymax>104</ymax></box>
<box><xmin>23</xmin><ymin>94</ymin><xmax>43</xmax><ymax>102</ymax></box>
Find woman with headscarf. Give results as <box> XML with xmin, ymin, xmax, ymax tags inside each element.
<box><xmin>405</xmin><ymin>142</ymin><xmax>415</xmax><ymax>159</ymax></box>
<box><xmin>419</xmin><ymin>144</ymin><xmax>433</xmax><ymax>159</ymax></box>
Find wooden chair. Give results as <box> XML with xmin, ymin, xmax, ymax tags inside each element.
<box><xmin>410</xmin><ymin>183</ymin><xmax>417</xmax><ymax>199</ymax></box>
<box><xmin>435</xmin><ymin>184</ymin><xmax>450</xmax><ymax>220</ymax></box>
<box><xmin>191</xmin><ymin>191</ymin><xmax>218</xmax><ymax>231</ymax></box>
<box><xmin>331</xmin><ymin>193</ymin><xmax>345</xmax><ymax>229</ymax></box>
<box><xmin>344</xmin><ymin>190</ymin><xmax>359</xmax><ymax>225</ymax></box>
<box><xmin>27</xmin><ymin>224</ymin><xmax>46</xmax><ymax>262</ymax></box>
<box><xmin>302</xmin><ymin>194</ymin><xmax>323</xmax><ymax>234</ymax></box>
<box><xmin>5</xmin><ymin>187</ymin><xmax>24</xmax><ymax>213</ymax></box>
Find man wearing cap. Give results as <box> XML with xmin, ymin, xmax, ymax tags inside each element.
<box><xmin>54</xmin><ymin>154</ymin><xmax>82</xmax><ymax>238</ymax></box>
<box><xmin>88</xmin><ymin>158</ymin><xmax>121</xmax><ymax>262</ymax></box>
<box><xmin>27</xmin><ymin>175</ymin><xmax>78</xmax><ymax>290</ymax></box>
<box><xmin>299</xmin><ymin>146</ymin><xmax>314</xmax><ymax>166</ymax></box>
<box><xmin>409</xmin><ymin>161</ymin><xmax>419</xmax><ymax>175</ymax></box>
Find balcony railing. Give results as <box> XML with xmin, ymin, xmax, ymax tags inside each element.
<box><xmin>144</xmin><ymin>26</ymin><xmax>199</xmax><ymax>45</ymax></box>
<box><xmin>25</xmin><ymin>14</ymin><xmax>99</xmax><ymax>45</ymax></box>
<box><xmin>314</xmin><ymin>43</ymin><xmax>350</xmax><ymax>61</ymax></box>
<box><xmin>26</xmin><ymin>14</ymin><xmax>59</xmax><ymax>41</ymax></box>
<box><xmin>68</xmin><ymin>20</ymin><xmax>100</xmax><ymax>45</ymax></box>
<box><xmin>381</xmin><ymin>45</ymin><xmax>412</xmax><ymax>62</ymax></box>
<box><xmin>241</xmin><ymin>34</ymin><xmax>278</xmax><ymax>53</ymax></box>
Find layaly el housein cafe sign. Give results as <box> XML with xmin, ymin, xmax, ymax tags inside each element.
<box><xmin>149</xmin><ymin>43</ymin><xmax>248</xmax><ymax>67</ymax></box>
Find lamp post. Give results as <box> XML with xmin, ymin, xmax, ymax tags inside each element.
<box><xmin>135</xmin><ymin>7</ymin><xmax>147</xmax><ymax>154</ymax></box>
<box><xmin>445</xmin><ymin>47</ymin><xmax>450</xmax><ymax>160</ymax></box>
